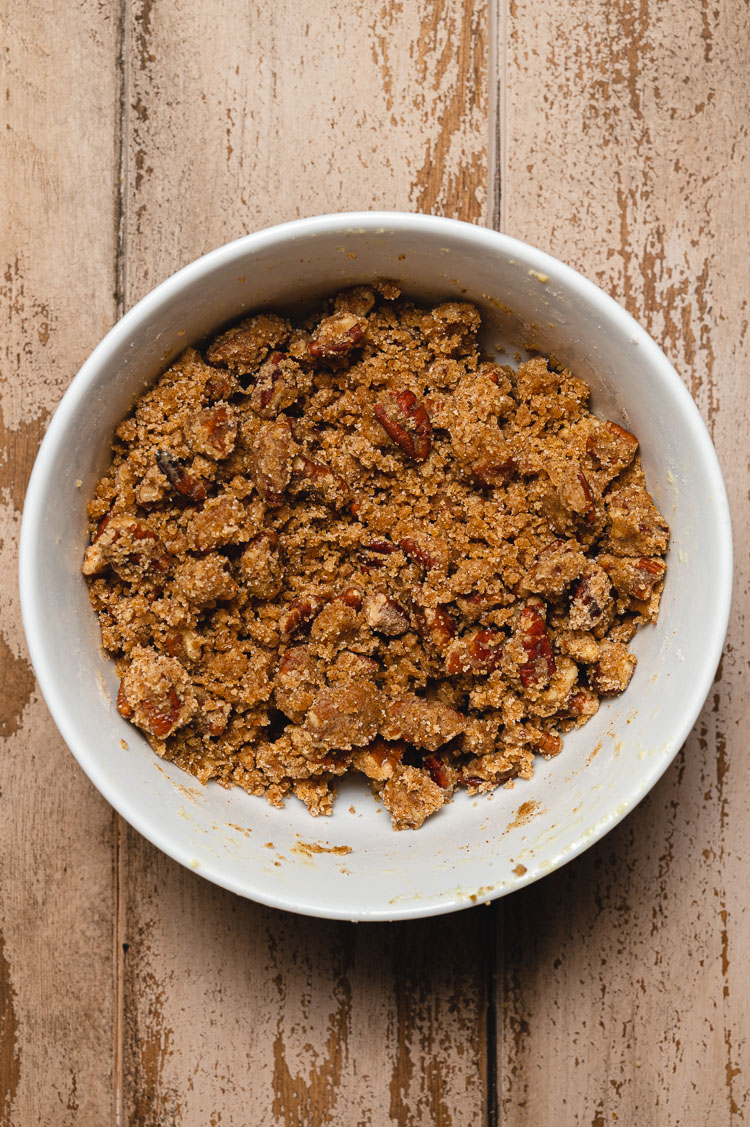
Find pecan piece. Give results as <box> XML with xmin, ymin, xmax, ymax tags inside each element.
<box><xmin>423</xmin><ymin>754</ymin><xmax>453</xmax><ymax>789</ymax></box>
<box><xmin>399</xmin><ymin>536</ymin><xmax>435</xmax><ymax>570</ymax></box>
<box><xmin>155</xmin><ymin>450</ymin><xmax>207</xmax><ymax>503</ymax></box>
<box><xmin>249</xmin><ymin>352</ymin><xmax>299</xmax><ymax>417</ymax></box>
<box><xmin>250</xmin><ymin>419</ymin><xmax>294</xmax><ymax>507</ymax></box>
<box><xmin>598</xmin><ymin>554</ymin><xmax>666</xmax><ymax>600</ymax></box>
<box><xmin>309</xmin><ymin>312</ymin><xmax>368</xmax><ymax>360</ymax></box>
<box><xmin>470</xmin><ymin>454</ymin><xmax>516</xmax><ymax>488</ymax></box>
<box><xmin>206</xmin><ymin>312</ymin><xmax>290</xmax><ymax>372</ymax></box>
<box><xmin>280</xmin><ymin>595</ymin><xmax>324</xmax><ymax>640</ymax></box>
<box><xmin>363</xmin><ymin>592</ymin><xmax>410</xmax><ymax>636</ymax></box>
<box><xmin>590</xmin><ymin>641</ymin><xmax>637</xmax><ymax>696</ymax></box>
<box><xmin>413</xmin><ymin>604</ymin><xmax>456</xmax><ymax>655</ymax></box>
<box><xmin>305</xmin><ymin>682</ymin><xmax>383</xmax><ymax>750</ymax></box>
<box><xmin>117</xmin><ymin>647</ymin><xmax>197</xmax><ymax>740</ymax></box>
<box><xmin>290</xmin><ymin>454</ymin><xmax>350</xmax><ymax>508</ymax></box>
<box><xmin>517</xmin><ymin>606</ymin><xmax>556</xmax><ymax>690</ymax></box>
<box><xmin>386</xmin><ymin>695</ymin><xmax>465</xmax><ymax>752</ymax></box>
<box><xmin>586</xmin><ymin>419</ymin><xmax>639</xmax><ymax>483</ymax></box>
<box><xmin>536</xmin><ymin>731</ymin><xmax>563</xmax><ymax>757</ymax></box>
<box><xmin>374</xmin><ymin>389</ymin><xmax>432</xmax><ymax>461</ymax></box>
<box><xmin>188</xmin><ymin>403</ymin><xmax>237</xmax><ymax>459</ymax></box>
<box><xmin>352</xmin><ymin>736</ymin><xmax>406</xmax><ymax>781</ymax></box>
<box><xmin>240</xmin><ymin>530</ymin><xmax>284</xmax><ymax>599</ymax></box>
<box><xmin>82</xmin><ymin>514</ymin><xmax>170</xmax><ymax>583</ymax></box>
<box><xmin>445</xmin><ymin>629</ymin><xmax>504</xmax><ymax>675</ymax></box>
<box><xmin>568</xmin><ymin>565</ymin><xmax>613</xmax><ymax>632</ymax></box>
<box><xmin>274</xmin><ymin>646</ymin><xmax>323</xmax><ymax>722</ymax></box>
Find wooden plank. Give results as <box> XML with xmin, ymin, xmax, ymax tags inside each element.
<box><xmin>498</xmin><ymin>0</ymin><xmax>750</xmax><ymax>1123</ymax></box>
<box><xmin>0</xmin><ymin>0</ymin><xmax>120</xmax><ymax>1123</ymax></box>
<box><xmin>119</xmin><ymin>1</ymin><xmax>491</xmax><ymax>1124</ymax></box>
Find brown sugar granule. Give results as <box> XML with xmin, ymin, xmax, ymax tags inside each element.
<box><xmin>83</xmin><ymin>285</ymin><xmax>668</xmax><ymax>830</ymax></box>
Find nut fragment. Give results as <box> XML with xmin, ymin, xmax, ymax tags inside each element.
<box><xmin>240</xmin><ymin>530</ymin><xmax>283</xmax><ymax>599</ymax></box>
<box><xmin>414</xmin><ymin>604</ymin><xmax>457</xmax><ymax>655</ymax></box>
<box><xmin>82</xmin><ymin>514</ymin><xmax>170</xmax><ymax>583</ymax></box>
<box><xmin>309</xmin><ymin>312</ymin><xmax>368</xmax><ymax>359</ymax></box>
<box><xmin>590</xmin><ymin>641</ymin><xmax>637</xmax><ymax>696</ymax></box>
<box><xmin>363</xmin><ymin>592</ymin><xmax>411</xmax><ymax>636</ymax></box>
<box><xmin>517</xmin><ymin>606</ymin><xmax>556</xmax><ymax>690</ymax></box>
<box><xmin>117</xmin><ymin>647</ymin><xmax>197</xmax><ymax>739</ymax></box>
<box><xmin>291</xmin><ymin>454</ymin><xmax>350</xmax><ymax>508</ymax></box>
<box><xmin>155</xmin><ymin>450</ymin><xmax>207</xmax><ymax>503</ymax></box>
<box><xmin>249</xmin><ymin>353</ymin><xmax>300</xmax><ymax>417</ymax></box>
<box><xmin>280</xmin><ymin>595</ymin><xmax>324</xmax><ymax>640</ymax></box>
<box><xmin>188</xmin><ymin>403</ymin><xmax>237</xmax><ymax>459</ymax></box>
<box><xmin>445</xmin><ymin>629</ymin><xmax>504</xmax><ymax>675</ymax></box>
<box><xmin>250</xmin><ymin>419</ymin><xmax>294</xmax><ymax>507</ymax></box>
<box><xmin>374</xmin><ymin>389</ymin><xmax>432</xmax><ymax>461</ymax></box>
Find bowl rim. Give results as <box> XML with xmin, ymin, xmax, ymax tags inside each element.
<box><xmin>19</xmin><ymin>210</ymin><xmax>734</xmax><ymax>920</ymax></box>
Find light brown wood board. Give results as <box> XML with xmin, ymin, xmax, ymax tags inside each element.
<box><xmin>1</xmin><ymin>0</ymin><xmax>748</xmax><ymax>1123</ymax></box>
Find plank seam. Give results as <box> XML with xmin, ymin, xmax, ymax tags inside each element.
<box><xmin>487</xmin><ymin>0</ymin><xmax>503</xmax><ymax>230</ymax></box>
<box><xmin>113</xmin><ymin>0</ymin><xmax>127</xmax><ymax>1121</ymax></box>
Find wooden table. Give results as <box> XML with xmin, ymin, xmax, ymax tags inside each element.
<box><xmin>3</xmin><ymin>1</ymin><xmax>748</xmax><ymax>1122</ymax></box>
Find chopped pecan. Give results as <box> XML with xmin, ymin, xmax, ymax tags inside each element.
<box><xmin>386</xmin><ymin>695</ymin><xmax>465</xmax><ymax>752</ymax></box>
<box><xmin>413</xmin><ymin>604</ymin><xmax>457</xmax><ymax>655</ymax></box>
<box><xmin>328</xmin><ymin>650</ymin><xmax>379</xmax><ymax>683</ymax></box>
<box><xmin>586</xmin><ymin>419</ymin><xmax>639</xmax><ymax>483</ymax></box>
<box><xmin>568</xmin><ymin>565</ymin><xmax>613</xmax><ymax>632</ymax></box>
<box><xmin>164</xmin><ymin>628</ymin><xmax>202</xmax><ymax>664</ymax></box>
<box><xmin>249</xmin><ymin>353</ymin><xmax>300</xmax><ymax>417</ymax></box>
<box><xmin>305</xmin><ymin>682</ymin><xmax>383</xmax><ymax>749</ymax></box>
<box><xmin>525</xmin><ymin>539</ymin><xmax>586</xmax><ymax>597</ymax></box>
<box><xmin>470</xmin><ymin>454</ymin><xmax>516</xmax><ymax>488</ymax></box>
<box><xmin>536</xmin><ymin>731</ymin><xmax>562</xmax><ymax>757</ymax></box>
<box><xmin>206</xmin><ymin>312</ymin><xmax>290</xmax><ymax>371</ymax></box>
<box><xmin>590</xmin><ymin>641</ymin><xmax>637</xmax><ymax>696</ymax></box>
<box><xmin>352</xmin><ymin>736</ymin><xmax>406</xmax><ymax>780</ymax></box>
<box><xmin>82</xmin><ymin>514</ymin><xmax>170</xmax><ymax>583</ymax></box>
<box><xmin>423</xmin><ymin>754</ymin><xmax>452</xmax><ymax>789</ymax></box>
<box><xmin>598</xmin><ymin>553</ymin><xmax>666</xmax><ymax>600</ymax></box>
<box><xmin>335</xmin><ymin>586</ymin><xmax>364</xmax><ymax>611</ymax></box>
<box><xmin>250</xmin><ymin>419</ymin><xmax>294</xmax><ymax>507</ymax></box>
<box><xmin>274</xmin><ymin>646</ymin><xmax>323</xmax><ymax>722</ymax></box>
<box><xmin>604</xmin><ymin>485</ymin><xmax>670</xmax><ymax>557</ymax></box>
<box><xmin>175</xmin><ymin>555</ymin><xmax>237</xmax><ymax>605</ymax></box>
<box><xmin>334</xmin><ymin>286</ymin><xmax>376</xmax><ymax>316</ymax></box>
<box><xmin>240</xmin><ymin>530</ymin><xmax>284</xmax><ymax>599</ymax></box>
<box><xmin>445</xmin><ymin>629</ymin><xmax>504</xmax><ymax>675</ymax></box>
<box><xmin>188</xmin><ymin>403</ymin><xmax>237</xmax><ymax>459</ymax></box>
<box><xmin>280</xmin><ymin>595</ymin><xmax>324</xmax><ymax>640</ymax></box>
<box><xmin>518</xmin><ymin>606</ymin><xmax>556</xmax><ymax>690</ymax></box>
<box><xmin>374</xmin><ymin>389</ymin><xmax>432</xmax><ymax>461</ymax></box>
<box><xmin>117</xmin><ymin>647</ymin><xmax>197</xmax><ymax>740</ymax></box>
<box><xmin>155</xmin><ymin>450</ymin><xmax>207</xmax><ymax>503</ymax></box>
<box><xmin>309</xmin><ymin>312</ymin><xmax>368</xmax><ymax>359</ymax></box>
<box><xmin>291</xmin><ymin>454</ymin><xmax>350</xmax><ymax>508</ymax></box>
<box><xmin>399</xmin><ymin>536</ymin><xmax>435</xmax><ymax>570</ymax></box>
<box><xmin>363</xmin><ymin>592</ymin><xmax>410</xmax><ymax>636</ymax></box>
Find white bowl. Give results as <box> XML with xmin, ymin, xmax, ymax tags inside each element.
<box><xmin>19</xmin><ymin>212</ymin><xmax>732</xmax><ymax>921</ymax></box>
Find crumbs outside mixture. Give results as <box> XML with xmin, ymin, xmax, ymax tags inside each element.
<box><xmin>83</xmin><ymin>284</ymin><xmax>669</xmax><ymax>830</ymax></box>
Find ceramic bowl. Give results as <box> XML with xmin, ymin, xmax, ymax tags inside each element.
<box><xmin>19</xmin><ymin>212</ymin><xmax>732</xmax><ymax>920</ymax></box>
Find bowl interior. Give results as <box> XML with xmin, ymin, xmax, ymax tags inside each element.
<box><xmin>20</xmin><ymin>215</ymin><xmax>731</xmax><ymax>919</ymax></box>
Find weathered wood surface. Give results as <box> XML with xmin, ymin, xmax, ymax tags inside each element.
<box><xmin>121</xmin><ymin>1</ymin><xmax>490</xmax><ymax>1125</ymax></box>
<box><xmin>499</xmin><ymin>1</ymin><xmax>750</xmax><ymax>1124</ymax></box>
<box><xmin>2</xmin><ymin>0</ymin><xmax>748</xmax><ymax>1123</ymax></box>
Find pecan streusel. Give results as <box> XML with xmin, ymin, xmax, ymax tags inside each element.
<box><xmin>83</xmin><ymin>283</ymin><xmax>668</xmax><ymax>829</ymax></box>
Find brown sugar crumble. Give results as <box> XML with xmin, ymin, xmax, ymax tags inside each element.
<box><xmin>82</xmin><ymin>283</ymin><xmax>669</xmax><ymax>830</ymax></box>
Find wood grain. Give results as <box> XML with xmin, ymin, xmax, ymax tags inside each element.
<box><xmin>498</xmin><ymin>0</ymin><xmax>750</xmax><ymax>1123</ymax></box>
<box><xmin>0</xmin><ymin>0</ymin><xmax>120</xmax><ymax>1123</ymax></box>
<box><xmin>119</xmin><ymin>1</ymin><xmax>491</xmax><ymax>1123</ymax></box>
